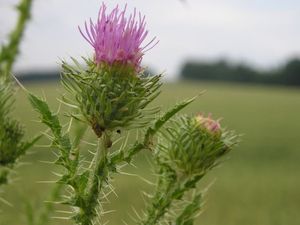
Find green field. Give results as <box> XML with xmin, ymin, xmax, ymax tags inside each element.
<box><xmin>1</xmin><ymin>81</ymin><xmax>300</xmax><ymax>225</ymax></box>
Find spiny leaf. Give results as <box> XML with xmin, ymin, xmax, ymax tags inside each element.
<box><xmin>175</xmin><ymin>193</ymin><xmax>202</xmax><ymax>225</ymax></box>
<box><xmin>28</xmin><ymin>93</ymin><xmax>62</xmax><ymax>137</ymax></box>
<box><xmin>145</xmin><ymin>96</ymin><xmax>197</xmax><ymax>141</ymax></box>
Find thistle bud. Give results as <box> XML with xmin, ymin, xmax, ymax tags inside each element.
<box><xmin>195</xmin><ymin>113</ymin><xmax>221</xmax><ymax>136</ymax></box>
<box><xmin>157</xmin><ymin>115</ymin><xmax>237</xmax><ymax>176</ymax></box>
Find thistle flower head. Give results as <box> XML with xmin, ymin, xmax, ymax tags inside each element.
<box><xmin>79</xmin><ymin>3</ymin><xmax>157</xmax><ymax>72</ymax></box>
<box><xmin>62</xmin><ymin>3</ymin><xmax>161</xmax><ymax>137</ymax></box>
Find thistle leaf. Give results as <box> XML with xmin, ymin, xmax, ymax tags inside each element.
<box><xmin>28</xmin><ymin>93</ymin><xmax>62</xmax><ymax>137</ymax></box>
<box><xmin>145</xmin><ymin>96</ymin><xmax>197</xmax><ymax>141</ymax></box>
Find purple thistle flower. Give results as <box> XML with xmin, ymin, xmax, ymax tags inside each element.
<box><xmin>79</xmin><ymin>3</ymin><xmax>157</xmax><ymax>72</ymax></box>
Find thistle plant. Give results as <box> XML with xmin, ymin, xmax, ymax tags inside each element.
<box><xmin>27</xmin><ymin>3</ymin><xmax>239</xmax><ymax>225</ymax></box>
<box><xmin>62</xmin><ymin>3</ymin><xmax>160</xmax><ymax>138</ymax></box>
<box><xmin>0</xmin><ymin>82</ymin><xmax>24</xmax><ymax>185</ymax></box>
<box><xmin>0</xmin><ymin>75</ymin><xmax>39</xmax><ymax>194</ymax></box>
<box><xmin>139</xmin><ymin>114</ymin><xmax>237</xmax><ymax>225</ymax></box>
<box><xmin>0</xmin><ymin>0</ymin><xmax>37</xmax><ymax>190</ymax></box>
<box><xmin>29</xmin><ymin>4</ymin><xmax>160</xmax><ymax>225</ymax></box>
<box><xmin>0</xmin><ymin>0</ymin><xmax>33</xmax><ymax>80</ymax></box>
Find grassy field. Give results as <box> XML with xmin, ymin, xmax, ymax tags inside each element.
<box><xmin>1</xmin><ymin>81</ymin><xmax>300</xmax><ymax>225</ymax></box>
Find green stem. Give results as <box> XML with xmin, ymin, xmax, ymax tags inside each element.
<box><xmin>140</xmin><ymin>173</ymin><xmax>203</xmax><ymax>225</ymax></box>
<box><xmin>141</xmin><ymin>180</ymin><xmax>176</xmax><ymax>225</ymax></box>
<box><xmin>139</xmin><ymin>164</ymin><xmax>179</xmax><ymax>225</ymax></box>
<box><xmin>77</xmin><ymin>134</ymin><xmax>110</xmax><ymax>225</ymax></box>
<box><xmin>0</xmin><ymin>0</ymin><xmax>33</xmax><ymax>80</ymax></box>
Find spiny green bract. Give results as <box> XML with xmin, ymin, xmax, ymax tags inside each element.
<box><xmin>61</xmin><ymin>58</ymin><xmax>161</xmax><ymax>138</ymax></box>
<box><xmin>157</xmin><ymin>115</ymin><xmax>238</xmax><ymax>176</ymax></box>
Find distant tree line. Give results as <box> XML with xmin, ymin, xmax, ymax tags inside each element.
<box><xmin>16</xmin><ymin>67</ymin><xmax>155</xmax><ymax>83</ymax></box>
<box><xmin>180</xmin><ymin>58</ymin><xmax>300</xmax><ymax>86</ymax></box>
<box><xmin>17</xmin><ymin>70</ymin><xmax>60</xmax><ymax>82</ymax></box>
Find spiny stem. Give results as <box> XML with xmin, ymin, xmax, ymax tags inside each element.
<box><xmin>140</xmin><ymin>172</ymin><xmax>202</xmax><ymax>225</ymax></box>
<box><xmin>77</xmin><ymin>133</ymin><xmax>111</xmax><ymax>225</ymax></box>
<box><xmin>0</xmin><ymin>0</ymin><xmax>33</xmax><ymax>80</ymax></box>
<box><xmin>140</xmin><ymin>178</ymin><xmax>175</xmax><ymax>225</ymax></box>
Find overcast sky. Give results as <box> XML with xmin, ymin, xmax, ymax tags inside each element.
<box><xmin>1</xmin><ymin>0</ymin><xmax>300</xmax><ymax>79</ymax></box>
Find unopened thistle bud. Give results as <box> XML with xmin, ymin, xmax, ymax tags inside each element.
<box><xmin>195</xmin><ymin>113</ymin><xmax>221</xmax><ymax>136</ymax></box>
<box><xmin>62</xmin><ymin>3</ymin><xmax>161</xmax><ymax>138</ymax></box>
<box><xmin>157</xmin><ymin>115</ymin><xmax>237</xmax><ymax>176</ymax></box>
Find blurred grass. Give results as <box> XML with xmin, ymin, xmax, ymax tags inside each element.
<box><xmin>1</xmin><ymin>81</ymin><xmax>299</xmax><ymax>225</ymax></box>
